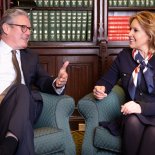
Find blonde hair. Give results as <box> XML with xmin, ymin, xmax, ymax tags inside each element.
<box><xmin>129</xmin><ymin>11</ymin><xmax>155</xmax><ymax>52</ymax></box>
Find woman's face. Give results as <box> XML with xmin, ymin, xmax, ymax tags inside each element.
<box><xmin>128</xmin><ymin>19</ymin><xmax>150</xmax><ymax>52</ymax></box>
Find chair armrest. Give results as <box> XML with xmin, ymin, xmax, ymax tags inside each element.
<box><xmin>34</xmin><ymin>93</ymin><xmax>76</xmax><ymax>155</ymax></box>
<box><xmin>77</xmin><ymin>85</ymin><xmax>126</xmax><ymax>155</ymax></box>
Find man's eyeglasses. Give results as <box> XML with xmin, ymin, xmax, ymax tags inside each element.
<box><xmin>8</xmin><ymin>24</ymin><xmax>34</xmax><ymax>33</ymax></box>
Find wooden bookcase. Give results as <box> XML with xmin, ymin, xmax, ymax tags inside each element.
<box><xmin>102</xmin><ymin>0</ymin><xmax>155</xmax><ymax>73</ymax></box>
<box><xmin>2</xmin><ymin>0</ymin><xmax>155</xmax><ymax>130</ymax></box>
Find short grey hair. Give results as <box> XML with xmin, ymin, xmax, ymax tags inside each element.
<box><xmin>0</xmin><ymin>8</ymin><xmax>29</xmax><ymax>34</ymax></box>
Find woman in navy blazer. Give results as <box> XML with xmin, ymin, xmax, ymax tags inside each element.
<box><xmin>93</xmin><ymin>11</ymin><xmax>155</xmax><ymax>155</ymax></box>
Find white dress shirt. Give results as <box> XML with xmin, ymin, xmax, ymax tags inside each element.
<box><xmin>0</xmin><ymin>40</ymin><xmax>64</xmax><ymax>95</ymax></box>
<box><xmin>0</xmin><ymin>40</ymin><xmax>25</xmax><ymax>94</ymax></box>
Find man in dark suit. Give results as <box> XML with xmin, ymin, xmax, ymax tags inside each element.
<box><xmin>0</xmin><ymin>8</ymin><xmax>69</xmax><ymax>155</ymax></box>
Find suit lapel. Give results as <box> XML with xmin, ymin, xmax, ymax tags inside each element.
<box><xmin>20</xmin><ymin>49</ymin><xmax>29</xmax><ymax>85</ymax></box>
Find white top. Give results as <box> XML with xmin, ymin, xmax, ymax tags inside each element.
<box><xmin>0</xmin><ymin>40</ymin><xmax>25</xmax><ymax>94</ymax></box>
<box><xmin>0</xmin><ymin>40</ymin><xmax>64</xmax><ymax>94</ymax></box>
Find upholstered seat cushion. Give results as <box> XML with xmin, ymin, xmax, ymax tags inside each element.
<box><xmin>34</xmin><ymin>127</ymin><xmax>65</xmax><ymax>154</ymax></box>
<box><xmin>94</xmin><ymin>126</ymin><xmax>121</xmax><ymax>153</ymax></box>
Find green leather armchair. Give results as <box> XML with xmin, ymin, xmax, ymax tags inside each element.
<box><xmin>78</xmin><ymin>85</ymin><xmax>126</xmax><ymax>155</ymax></box>
<box><xmin>34</xmin><ymin>93</ymin><xmax>76</xmax><ymax>155</ymax></box>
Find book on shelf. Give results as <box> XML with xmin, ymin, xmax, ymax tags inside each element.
<box><xmin>29</xmin><ymin>10</ymin><xmax>39</xmax><ymax>41</ymax></box>
<box><xmin>108</xmin><ymin>16</ymin><xmax>130</xmax><ymax>21</ymax></box>
<box><xmin>66</xmin><ymin>11</ymin><xmax>72</xmax><ymax>41</ymax></box>
<box><xmin>108</xmin><ymin>15</ymin><xmax>130</xmax><ymax>42</ymax></box>
<box><xmin>49</xmin><ymin>0</ymin><xmax>54</xmax><ymax>6</ymax></box>
<box><xmin>108</xmin><ymin>0</ymin><xmax>155</xmax><ymax>7</ymax></box>
<box><xmin>108</xmin><ymin>29</ymin><xmax>130</xmax><ymax>34</ymax></box>
<box><xmin>35</xmin><ymin>0</ymin><xmax>43</xmax><ymax>7</ymax></box>
<box><xmin>43</xmin><ymin>0</ymin><xmax>49</xmax><ymax>7</ymax></box>
<box><xmin>42</xmin><ymin>11</ymin><xmax>49</xmax><ymax>41</ymax></box>
<box><xmin>76</xmin><ymin>11</ymin><xmax>82</xmax><ymax>41</ymax></box>
<box><xmin>49</xmin><ymin>11</ymin><xmax>56</xmax><ymax>41</ymax></box>
<box><xmin>89</xmin><ymin>0</ymin><xmax>93</xmax><ymax>7</ymax></box>
<box><xmin>65</xmin><ymin>0</ymin><xmax>71</xmax><ymax>7</ymax></box>
<box><xmin>61</xmin><ymin>11</ymin><xmax>67</xmax><ymax>41</ymax></box>
<box><xmin>83</xmin><ymin>0</ymin><xmax>89</xmax><ymax>7</ymax></box>
<box><xmin>56</xmin><ymin>11</ymin><xmax>61</xmax><ymax>41</ymax></box>
<box><xmin>54</xmin><ymin>0</ymin><xmax>59</xmax><ymax>7</ymax></box>
<box><xmin>60</xmin><ymin>0</ymin><xmax>65</xmax><ymax>7</ymax></box>
<box><xmin>87</xmin><ymin>11</ymin><xmax>92</xmax><ymax>41</ymax></box>
<box><xmin>71</xmin><ymin>0</ymin><xmax>77</xmax><ymax>7</ymax></box>
<box><xmin>81</xmin><ymin>11</ymin><xmax>88</xmax><ymax>41</ymax></box>
<box><xmin>71</xmin><ymin>11</ymin><xmax>77</xmax><ymax>41</ymax></box>
<box><xmin>38</xmin><ymin>11</ymin><xmax>43</xmax><ymax>41</ymax></box>
<box><xmin>77</xmin><ymin>0</ymin><xmax>83</xmax><ymax>7</ymax></box>
<box><xmin>108</xmin><ymin>36</ymin><xmax>129</xmax><ymax>41</ymax></box>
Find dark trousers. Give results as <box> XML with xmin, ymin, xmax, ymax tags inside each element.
<box><xmin>0</xmin><ymin>84</ymin><xmax>43</xmax><ymax>155</ymax></box>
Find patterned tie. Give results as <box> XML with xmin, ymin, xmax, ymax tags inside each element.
<box><xmin>12</xmin><ymin>50</ymin><xmax>21</xmax><ymax>84</ymax></box>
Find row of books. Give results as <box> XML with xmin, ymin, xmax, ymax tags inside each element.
<box><xmin>29</xmin><ymin>10</ymin><xmax>92</xmax><ymax>42</ymax></box>
<box><xmin>34</xmin><ymin>0</ymin><xmax>93</xmax><ymax>7</ymax></box>
<box><xmin>108</xmin><ymin>16</ymin><xmax>130</xmax><ymax>41</ymax></box>
<box><xmin>109</xmin><ymin>0</ymin><xmax>155</xmax><ymax>7</ymax></box>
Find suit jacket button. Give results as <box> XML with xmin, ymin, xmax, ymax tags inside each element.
<box><xmin>140</xmin><ymin>93</ymin><xmax>143</xmax><ymax>96</ymax></box>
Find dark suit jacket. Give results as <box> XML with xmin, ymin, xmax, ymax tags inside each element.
<box><xmin>20</xmin><ymin>48</ymin><xmax>62</xmax><ymax>103</ymax></box>
<box><xmin>96</xmin><ymin>48</ymin><xmax>155</xmax><ymax>125</ymax></box>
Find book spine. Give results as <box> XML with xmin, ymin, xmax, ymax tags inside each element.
<box><xmin>49</xmin><ymin>11</ymin><xmax>56</xmax><ymax>41</ymax></box>
<box><xmin>38</xmin><ymin>11</ymin><xmax>43</xmax><ymax>41</ymax></box>
<box><xmin>37</xmin><ymin>0</ymin><xmax>43</xmax><ymax>7</ymax></box>
<box><xmin>65</xmin><ymin>0</ymin><xmax>71</xmax><ymax>7</ymax></box>
<box><xmin>108</xmin><ymin>16</ymin><xmax>130</xmax><ymax>21</ymax></box>
<box><xmin>43</xmin><ymin>0</ymin><xmax>49</xmax><ymax>6</ymax></box>
<box><xmin>61</xmin><ymin>11</ymin><xmax>67</xmax><ymax>41</ymax></box>
<box><xmin>54</xmin><ymin>0</ymin><xmax>60</xmax><ymax>7</ymax></box>
<box><xmin>56</xmin><ymin>11</ymin><xmax>61</xmax><ymax>41</ymax></box>
<box><xmin>76</xmin><ymin>11</ymin><xmax>82</xmax><ymax>41</ymax></box>
<box><xmin>49</xmin><ymin>0</ymin><xmax>54</xmax><ymax>6</ymax></box>
<box><xmin>149</xmin><ymin>0</ymin><xmax>155</xmax><ymax>6</ymax></box>
<box><xmin>135</xmin><ymin>0</ymin><xmax>141</xmax><ymax>6</ymax></box>
<box><xmin>108</xmin><ymin>36</ymin><xmax>129</xmax><ymax>41</ymax></box>
<box><xmin>81</xmin><ymin>11</ymin><xmax>87</xmax><ymax>41</ymax></box>
<box><xmin>141</xmin><ymin>0</ymin><xmax>146</xmax><ymax>6</ymax></box>
<box><xmin>60</xmin><ymin>0</ymin><xmax>65</xmax><ymax>7</ymax></box>
<box><xmin>128</xmin><ymin>0</ymin><xmax>135</xmax><ymax>6</ymax></box>
<box><xmin>71</xmin><ymin>11</ymin><xmax>77</xmax><ymax>41</ymax></box>
<box><xmin>66</xmin><ymin>11</ymin><xmax>72</xmax><ymax>41</ymax></box>
<box><xmin>77</xmin><ymin>0</ymin><xmax>83</xmax><ymax>7</ymax></box>
<box><xmin>30</xmin><ymin>11</ymin><xmax>39</xmax><ymax>41</ymax></box>
<box><xmin>112</xmin><ymin>0</ymin><xmax>118</xmax><ymax>6</ymax></box>
<box><xmin>83</xmin><ymin>0</ymin><xmax>89</xmax><ymax>7</ymax></box>
<box><xmin>88</xmin><ymin>0</ymin><xmax>93</xmax><ymax>7</ymax></box>
<box><xmin>108</xmin><ymin>29</ymin><xmax>130</xmax><ymax>34</ymax></box>
<box><xmin>42</xmin><ymin>11</ymin><xmax>49</xmax><ymax>41</ymax></box>
<box><xmin>71</xmin><ymin>0</ymin><xmax>77</xmax><ymax>7</ymax></box>
<box><xmin>108</xmin><ymin>0</ymin><xmax>113</xmax><ymax>6</ymax></box>
<box><xmin>87</xmin><ymin>11</ymin><xmax>92</xmax><ymax>41</ymax></box>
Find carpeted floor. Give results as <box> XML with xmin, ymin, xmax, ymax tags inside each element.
<box><xmin>72</xmin><ymin>131</ymin><xmax>84</xmax><ymax>155</ymax></box>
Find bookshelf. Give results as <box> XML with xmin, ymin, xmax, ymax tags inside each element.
<box><xmin>3</xmin><ymin>0</ymin><xmax>107</xmax><ymax>130</ymax></box>
<box><xmin>102</xmin><ymin>0</ymin><xmax>155</xmax><ymax>74</ymax></box>
<box><xmin>0</xmin><ymin>0</ymin><xmax>4</xmax><ymax>18</ymax></box>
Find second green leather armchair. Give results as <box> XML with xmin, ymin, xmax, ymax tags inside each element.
<box><xmin>78</xmin><ymin>85</ymin><xmax>126</xmax><ymax>155</ymax></box>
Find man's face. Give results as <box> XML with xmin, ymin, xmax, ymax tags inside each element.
<box><xmin>6</xmin><ymin>15</ymin><xmax>31</xmax><ymax>49</ymax></box>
